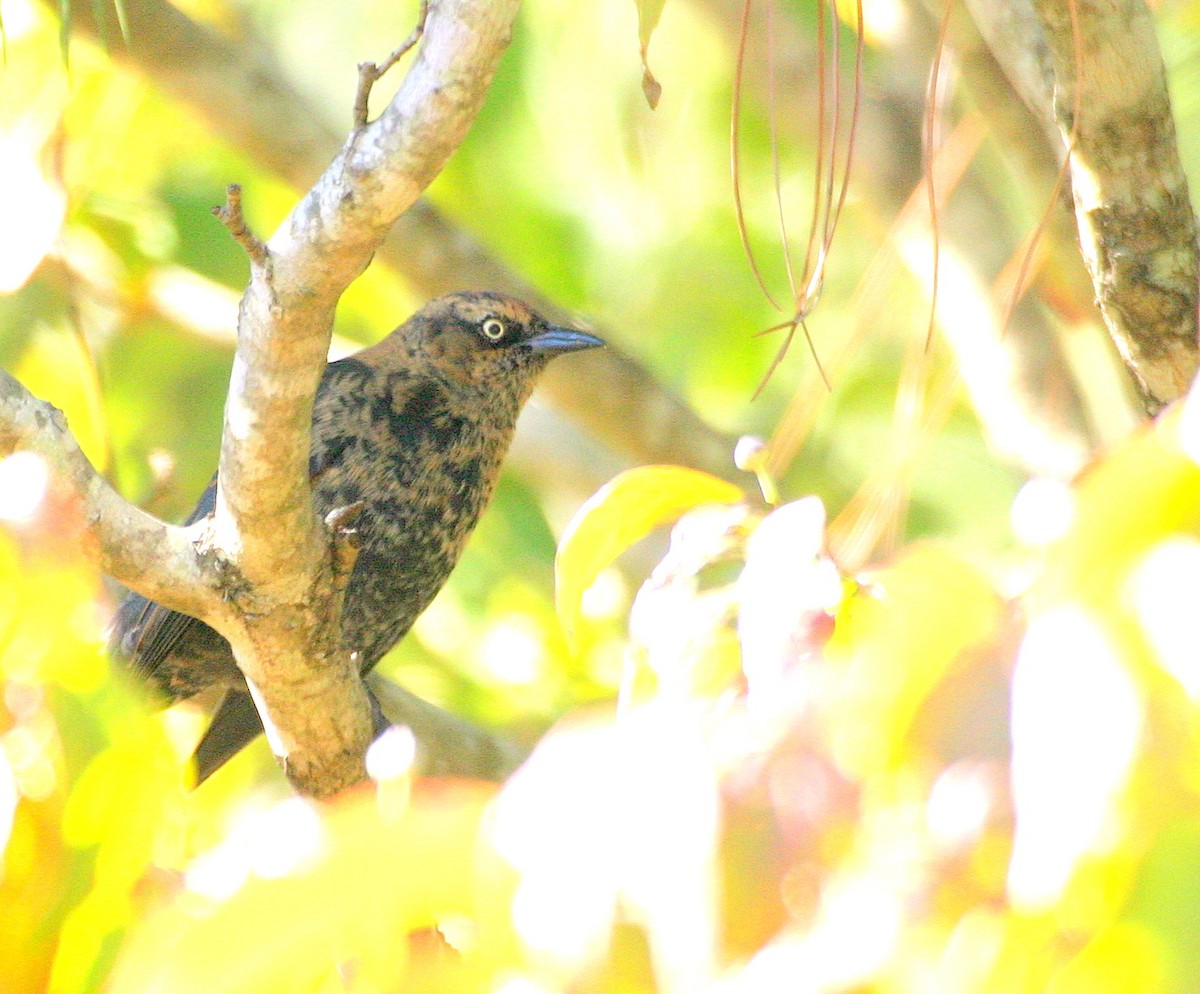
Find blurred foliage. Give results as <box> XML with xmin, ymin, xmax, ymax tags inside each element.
<box><xmin>4</xmin><ymin>0</ymin><xmax>1200</xmax><ymax>991</ymax></box>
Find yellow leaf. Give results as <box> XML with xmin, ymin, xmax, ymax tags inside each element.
<box><xmin>110</xmin><ymin>783</ymin><xmax>506</xmax><ymax>994</ymax></box>
<box><xmin>1044</xmin><ymin>410</ymin><xmax>1200</xmax><ymax>608</ymax></box>
<box><xmin>50</xmin><ymin>718</ymin><xmax>182</xmax><ymax>994</ymax></box>
<box><xmin>555</xmin><ymin>466</ymin><xmax>743</xmax><ymax>642</ymax></box>
<box><xmin>12</xmin><ymin>326</ymin><xmax>109</xmax><ymax>472</ymax></box>
<box><xmin>1049</xmin><ymin>922</ymin><xmax>1167</xmax><ymax>994</ymax></box>
<box><xmin>635</xmin><ymin>0</ymin><xmax>667</xmax><ymax>50</ymax></box>
<box><xmin>825</xmin><ymin>543</ymin><xmax>1002</xmax><ymax>778</ymax></box>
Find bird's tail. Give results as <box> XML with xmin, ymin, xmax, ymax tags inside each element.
<box><xmin>194</xmin><ymin>690</ymin><xmax>264</xmax><ymax>783</ymax></box>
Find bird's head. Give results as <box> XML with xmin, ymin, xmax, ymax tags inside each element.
<box><xmin>397</xmin><ymin>291</ymin><xmax>603</xmax><ymax>393</ymax></box>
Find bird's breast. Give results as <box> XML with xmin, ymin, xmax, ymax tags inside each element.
<box><xmin>311</xmin><ymin>405</ymin><xmax>515</xmax><ymax>669</ymax></box>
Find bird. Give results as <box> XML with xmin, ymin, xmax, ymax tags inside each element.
<box><xmin>109</xmin><ymin>290</ymin><xmax>603</xmax><ymax>782</ymax></box>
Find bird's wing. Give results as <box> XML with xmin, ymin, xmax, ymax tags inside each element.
<box><xmin>116</xmin><ymin>360</ymin><xmax>367</xmax><ymax>684</ymax></box>
<box><xmin>113</xmin><ymin>475</ymin><xmax>219</xmax><ymax>695</ymax></box>
<box><xmin>117</xmin><ymin>357</ymin><xmax>378</xmax><ymax>727</ymax></box>
<box><xmin>308</xmin><ymin>356</ymin><xmax>375</xmax><ymax>482</ymax></box>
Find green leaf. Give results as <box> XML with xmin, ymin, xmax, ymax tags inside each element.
<box><xmin>555</xmin><ymin>466</ymin><xmax>743</xmax><ymax>641</ymax></box>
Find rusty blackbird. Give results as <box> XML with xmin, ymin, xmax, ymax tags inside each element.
<box><xmin>110</xmin><ymin>291</ymin><xmax>602</xmax><ymax>781</ymax></box>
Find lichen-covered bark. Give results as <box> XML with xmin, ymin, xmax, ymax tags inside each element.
<box><xmin>1021</xmin><ymin>0</ymin><xmax>1198</xmax><ymax>413</ymax></box>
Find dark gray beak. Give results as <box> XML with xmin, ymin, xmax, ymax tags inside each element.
<box><xmin>525</xmin><ymin>326</ymin><xmax>605</xmax><ymax>355</ymax></box>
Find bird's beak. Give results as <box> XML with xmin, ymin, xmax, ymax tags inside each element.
<box><xmin>525</xmin><ymin>326</ymin><xmax>605</xmax><ymax>355</ymax></box>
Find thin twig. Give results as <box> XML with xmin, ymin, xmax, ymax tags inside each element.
<box><xmin>752</xmin><ymin>316</ymin><xmax>831</xmax><ymax>397</ymax></box>
<box><xmin>804</xmin><ymin>0</ymin><xmax>828</xmax><ymax>283</ymax></box>
<box><xmin>999</xmin><ymin>0</ymin><xmax>1082</xmax><ymax>340</ymax></box>
<box><xmin>211</xmin><ymin>184</ymin><xmax>268</xmax><ymax>266</ymax></box>
<box><xmin>824</xmin><ymin>0</ymin><xmax>863</xmax><ymax>275</ymax></box>
<box><xmin>738</xmin><ymin>0</ymin><xmax>862</xmax><ymax>396</ymax></box>
<box><xmin>922</xmin><ymin>0</ymin><xmax>954</xmax><ymax>352</ymax></box>
<box><xmin>353</xmin><ymin>0</ymin><xmax>430</xmax><ymax>130</ymax></box>
<box><xmin>731</xmin><ymin>0</ymin><xmax>783</xmax><ymax>311</ymax></box>
<box><xmin>766</xmin><ymin>0</ymin><xmax>796</xmax><ymax>302</ymax></box>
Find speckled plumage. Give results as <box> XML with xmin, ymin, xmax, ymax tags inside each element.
<box><xmin>110</xmin><ymin>291</ymin><xmax>602</xmax><ymax>781</ymax></box>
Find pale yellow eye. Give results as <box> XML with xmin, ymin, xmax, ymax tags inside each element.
<box><xmin>481</xmin><ymin>317</ymin><xmax>506</xmax><ymax>341</ymax></box>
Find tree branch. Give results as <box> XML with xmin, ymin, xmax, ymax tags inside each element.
<box><xmin>200</xmin><ymin>0</ymin><xmax>520</xmax><ymax>798</ymax></box>
<box><xmin>0</xmin><ymin>362</ymin><xmax>523</xmax><ymax>789</ymax></box>
<box><xmin>211</xmin><ymin>184</ymin><xmax>268</xmax><ymax>266</ymax></box>
<box><xmin>4</xmin><ymin>0</ymin><xmax>525</xmax><ymax>798</ymax></box>
<box><xmin>0</xmin><ymin>370</ymin><xmax>219</xmax><ymax>621</ymax></box>
<box><xmin>353</xmin><ymin>0</ymin><xmax>430</xmax><ymax>131</ymax></box>
<box><xmin>369</xmin><ymin>676</ymin><xmax>527</xmax><ymax>781</ymax></box>
<box><xmin>1008</xmin><ymin>0</ymin><xmax>1199</xmax><ymax>414</ymax></box>
<box><xmin>60</xmin><ymin>0</ymin><xmax>739</xmax><ymax>481</ymax></box>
